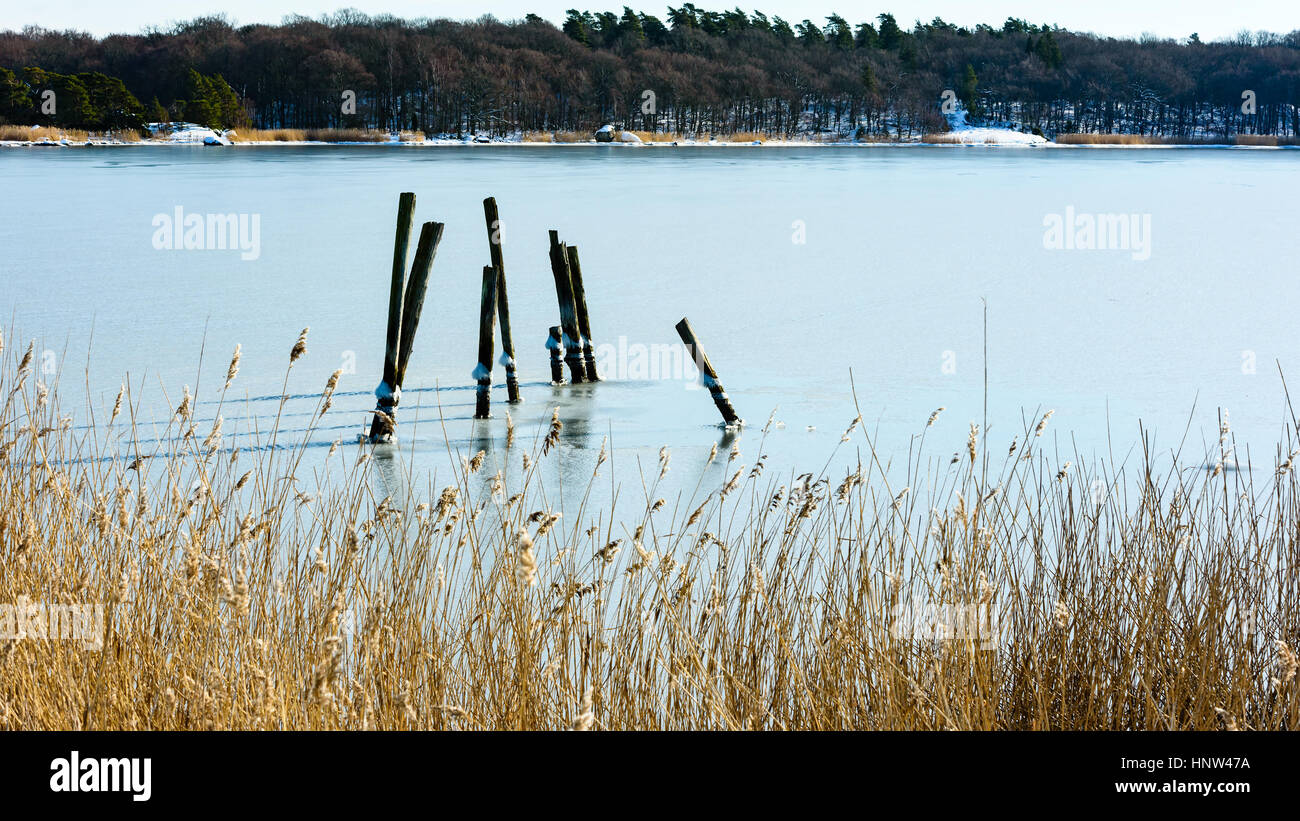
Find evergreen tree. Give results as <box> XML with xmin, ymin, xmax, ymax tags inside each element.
<box><xmin>699</xmin><ymin>10</ymin><xmax>727</xmax><ymax>35</ymax></box>
<box><xmin>1034</xmin><ymin>31</ymin><xmax>1063</xmax><ymax>68</ymax></box>
<box><xmin>562</xmin><ymin>9</ymin><xmax>590</xmax><ymax>45</ymax></box>
<box><xmin>619</xmin><ymin>7</ymin><xmax>645</xmax><ymax>43</ymax></box>
<box><xmin>877</xmin><ymin>13</ymin><xmax>903</xmax><ymax>49</ymax></box>
<box><xmin>861</xmin><ymin>63</ymin><xmax>878</xmax><ymax>95</ymax></box>
<box><xmin>722</xmin><ymin>8</ymin><xmax>749</xmax><ymax>31</ymax></box>
<box><xmin>77</xmin><ymin>72</ymin><xmax>145</xmax><ymax>130</ymax></box>
<box><xmin>0</xmin><ymin>67</ymin><xmax>33</xmax><ymax>123</ymax></box>
<box><xmin>796</xmin><ymin>20</ymin><xmax>824</xmax><ymax>46</ymax></box>
<box><xmin>824</xmin><ymin>14</ymin><xmax>853</xmax><ymax>50</ymax></box>
<box><xmin>23</xmin><ymin>68</ymin><xmax>93</xmax><ymax>127</ymax></box>
<box><xmin>182</xmin><ymin>69</ymin><xmax>243</xmax><ymax>130</ymax></box>
<box><xmin>959</xmin><ymin>64</ymin><xmax>978</xmax><ymax>114</ymax></box>
<box><xmin>666</xmin><ymin>5</ymin><xmax>698</xmax><ymax>29</ymax></box>
<box><xmin>639</xmin><ymin>13</ymin><xmax>670</xmax><ymax>45</ymax></box>
<box><xmin>854</xmin><ymin>22</ymin><xmax>878</xmax><ymax>49</ymax></box>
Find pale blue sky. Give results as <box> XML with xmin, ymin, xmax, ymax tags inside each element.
<box><xmin>2</xmin><ymin>1</ymin><xmax>1291</xmax><ymax>41</ymax></box>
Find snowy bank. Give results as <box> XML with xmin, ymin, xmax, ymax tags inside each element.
<box><xmin>930</xmin><ymin>106</ymin><xmax>1047</xmax><ymax>146</ymax></box>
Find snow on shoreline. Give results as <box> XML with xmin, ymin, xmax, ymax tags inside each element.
<box><xmin>1</xmin><ymin>119</ymin><xmax>1293</xmax><ymax>149</ymax></box>
<box><xmin>935</xmin><ymin>106</ymin><xmax>1047</xmax><ymax>146</ymax></box>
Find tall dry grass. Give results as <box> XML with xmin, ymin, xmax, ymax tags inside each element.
<box><xmin>1056</xmin><ymin>132</ymin><xmax>1299</xmax><ymax>146</ymax></box>
<box><xmin>1</xmin><ymin>125</ymin><xmax>145</xmax><ymax>142</ymax></box>
<box><xmin>0</xmin><ymin>125</ymin><xmax>101</xmax><ymax>142</ymax></box>
<box><xmin>0</xmin><ymin>329</ymin><xmax>1297</xmax><ymax>730</ymax></box>
<box><xmin>1232</xmin><ymin>134</ymin><xmax>1300</xmax><ymax>147</ymax></box>
<box><xmin>229</xmin><ymin>128</ymin><xmax>389</xmax><ymax>143</ymax></box>
<box><xmin>549</xmin><ymin>131</ymin><xmax>590</xmax><ymax>143</ymax></box>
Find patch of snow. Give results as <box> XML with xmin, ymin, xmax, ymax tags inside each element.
<box><xmin>940</xmin><ymin>105</ymin><xmax>1046</xmax><ymax>145</ymax></box>
<box><xmin>148</xmin><ymin>122</ymin><xmax>227</xmax><ymax>144</ymax></box>
<box><xmin>943</xmin><ymin>127</ymin><xmax>1046</xmax><ymax>145</ymax></box>
<box><xmin>373</xmin><ymin>381</ymin><xmax>400</xmax><ymax>403</ymax></box>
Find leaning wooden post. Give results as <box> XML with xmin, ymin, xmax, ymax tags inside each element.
<box><xmin>547</xmin><ymin>231</ymin><xmax>586</xmax><ymax>383</ymax></box>
<box><xmin>474</xmin><ymin>265</ymin><xmax>497</xmax><ymax>419</ymax></box>
<box><xmin>394</xmin><ymin>222</ymin><xmax>445</xmax><ymax>387</ymax></box>
<box><xmin>565</xmin><ymin>245</ymin><xmax>600</xmax><ymax>381</ymax></box>
<box><xmin>675</xmin><ymin>317</ymin><xmax>742</xmax><ymax>426</ymax></box>
<box><xmin>547</xmin><ymin>326</ymin><xmax>565</xmax><ymax>384</ymax></box>
<box><xmin>369</xmin><ymin>220</ymin><xmax>444</xmax><ymax>443</ymax></box>
<box><xmin>369</xmin><ymin>192</ymin><xmax>415</xmax><ymax>443</ymax></box>
<box><xmin>483</xmin><ymin>197</ymin><xmax>520</xmax><ymax>403</ymax></box>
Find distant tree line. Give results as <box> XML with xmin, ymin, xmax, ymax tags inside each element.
<box><xmin>1</xmin><ymin>9</ymin><xmax>1297</xmax><ymax>138</ymax></box>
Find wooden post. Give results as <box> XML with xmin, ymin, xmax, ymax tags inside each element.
<box><xmin>474</xmin><ymin>265</ymin><xmax>497</xmax><ymax>419</ymax></box>
<box><xmin>369</xmin><ymin>193</ymin><xmax>415</xmax><ymax>443</ymax></box>
<box><xmin>483</xmin><ymin>197</ymin><xmax>520</xmax><ymax>403</ymax></box>
<box><xmin>547</xmin><ymin>326</ymin><xmax>564</xmax><ymax>384</ymax></box>
<box><xmin>547</xmin><ymin>230</ymin><xmax>586</xmax><ymax>383</ymax></box>
<box><xmin>675</xmin><ymin>317</ymin><xmax>742</xmax><ymax>426</ymax></box>
<box><xmin>565</xmin><ymin>245</ymin><xmax>600</xmax><ymax>381</ymax></box>
<box><xmin>369</xmin><ymin>220</ymin><xmax>444</xmax><ymax>443</ymax></box>
<box><xmin>394</xmin><ymin>221</ymin><xmax>445</xmax><ymax>388</ymax></box>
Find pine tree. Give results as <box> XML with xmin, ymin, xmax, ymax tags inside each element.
<box><xmin>562</xmin><ymin>9</ymin><xmax>590</xmax><ymax>45</ymax></box>
<box><xmin>0</xmin><ymin>67</ymin><xmax>33</xmax><ymax>123</ymax></box>
<box><xmin>959</xmin><ymin>64</ymin><xmax>978</xmax><ymax>114</ymax></box>
<box><xmin>877</xmin><ymin>14</ymin><xmax>903</xmax><ymax>49</ymax></box>
<box><xmin>855</xmin><ymin>22</ymin><xmax>878</xmax><ymax>49</ymax></box>
<box><xmin>619</xmin><ymin>7</ymin><xmax>645</xmax><ymax>43</ymax></box>
<box><xmin>1034</xmin><ymin>31</ymin><xmax>1063</xmax><ymax>68</ymax></box>
<box><xmin>862</xmin><ymin>64</ymin><xmax>878</xmax><ymax>95</ymax></box>
<box><xmin>824</xmin><ymin>15</ymin><xmax>853</xmax><ymax>50</ymax></box>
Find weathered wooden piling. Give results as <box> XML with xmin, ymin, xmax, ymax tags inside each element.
<box><xmin>547</xmin><ymin>326</ymin><xmax>565</xmax><ymax>384</ymax></box>
<box><xmin>369</xmin><ymin>219</ymin><xmax>444</xmax><ymax>443</ymax></box>
<box><xmin>369</xmin><ymin>192</ymin><xmax>415</xmax><ymax>442</ymax></box>
<box><xmin>565</xmin><ymin>245</ymin><xmax>600</xmax><ymax>381</ymax></box>
<box><xmin>675</xmin><ymin>317</ymin><xmax>742</xmax><ymax>426</ymax></box>
<box><xmin>395</xmin><ymin>222</ymin><xmax>444</xmax><ymax>386</ymax></box>
<box><xmin>547</xmin><ymin>230</ymin><xmax>587</xmax><ymax>383</ymax></box>
<box><xmin>474</xmin><ymin>265</ymin><xmax>497</xmax><ymax>418</ymax></box>
<box><xmin>482</xmin><ymin>197</ymin><xmax>520</xmax><ymax>403</ymax></box>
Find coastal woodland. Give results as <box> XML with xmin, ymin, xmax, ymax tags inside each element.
<box><xmin>1</xmin><ymin>8</ymin><xmax>1297</xmax><ymax>138</ymax></box>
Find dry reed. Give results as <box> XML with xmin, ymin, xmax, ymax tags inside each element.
<box><xmin>0</xmin><ymin>125</ymin><xmax>106</xmax><ymax>142</ymax></box>
<box><xmin>0</xmin><ymin>330</ymin><xmax>1296</xmax><ymax>730</ymax></box>
<box><xmin>228</xmin><ymin>128</ymin><xmax>389</xmax><ymax>143</ymax></box>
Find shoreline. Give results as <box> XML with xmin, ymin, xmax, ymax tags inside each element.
<box><xmin>5</xmin><ymin>119</ymin><xmax>1295</xmax><ymax>150</ymax></box>
<box><xmin>4</xmin><ymin>137</ymin><xmax>1297</xmax><ymax>149</ymax></box>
